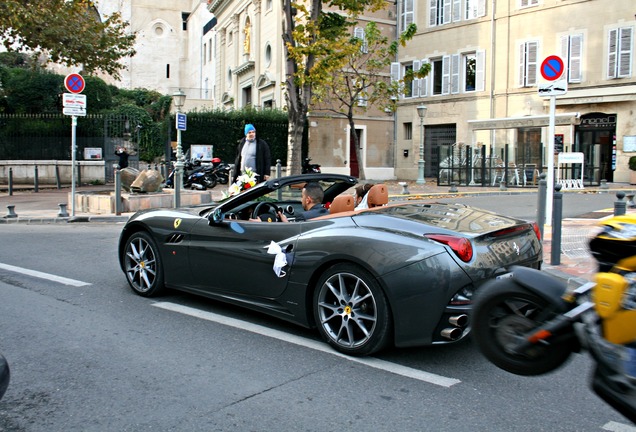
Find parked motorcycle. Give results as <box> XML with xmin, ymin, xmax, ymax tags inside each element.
<box><xmin>471</xmin><ymin>214</ymin><xmax>636</xmax><ymax>423</ymax></box>
<box><xmin>208</xmin><ymin>157</ymin><xmax>231</xmax><ymax>185</ymax></box>
<box><xmin>302</xmin><ymin>157</ymin><xmax>321</xmax><ymax>174</ymax></box>
<box><xmin>165</xmin><ymin>159</ymin><xmax>216</xmax><ymax>190</ymax></box>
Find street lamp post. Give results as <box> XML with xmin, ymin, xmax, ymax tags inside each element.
<box><xmin>416</xmin><ymin>104</ymin><xmax>427</xmax><ymax>184</ymax></box>
<box><xmin>172</xmin><ymin>89</ymin><xmax>186</xmax><ymax>208</ymax></box>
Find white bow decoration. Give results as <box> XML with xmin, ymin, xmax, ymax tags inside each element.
<box><xmin>267</xmin><ymin>241</ymin><xmax>287</xmax><ymax>277</ymax></box>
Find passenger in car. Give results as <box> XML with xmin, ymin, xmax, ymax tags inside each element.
<box><xmin>354</xmin><ymin>183</ymin><xmax>373</xmax><ymax>210</ymax></box>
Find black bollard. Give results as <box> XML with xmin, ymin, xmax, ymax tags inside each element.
<box><xmin>551</xmin><ymin>184</ymin><xmax>563</xmax><ymax>266</ymax></box>
<box><xmin>276</xmin><ymin>160</ymin><xmax>282</xmax><ymax>201</ymax></box>
<box><xmin>114</xmin><ymin>164</ymin><xmax>122</xmax><ymax>216</ymax></box>
<box><xmin>8</xmin><ymin>168</ymin><xmax>13</xmax><ymax>196</ymax></box>
<box><xmin>615</xmin><ymin>191</ymin><xmax>627</xmax><ymax>216</ymax></box>
<box><xmin>6</xmin><ymin>205</ymin><xmax>17</xmax><ymax>218</ymax></box>
<box><xmin>34</xmin><ymin>165</ymin><xmax>39</xmax><ymax>193</ymax></box>
<box><xmin>55</xmin><ymin>164</ymin><xmax>61</xmax><ymax>189</ymax></box>
<box><xmin>58</xmin><ymin>203</ymin><xmax>69</xmax><ymax>218</ymax></box>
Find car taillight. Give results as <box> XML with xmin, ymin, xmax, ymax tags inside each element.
<box><xmin>532</xmin><ymin>222</ymin><xmax>541</xmax><ymax>241</ymax></box>
<box><xmin>425</xmin><ymin>234</ymin><xmax>473</xmax><ymax>262</ymax></box>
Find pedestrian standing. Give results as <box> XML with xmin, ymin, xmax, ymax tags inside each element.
<box><xmin>232</xmin><ymin>124</ymin><xmax>271</xmax><ymax>183</ymax></box>
<box><xmin>115</xmin><ymin>146</ymin><xmax>130</xmax><ymax>169</ymax></box>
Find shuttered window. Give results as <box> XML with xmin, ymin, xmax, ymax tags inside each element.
<box><xmin>608</xmin><ymin>27</ymin><xmax>633</xmax><ymax>79</ymax></box>
<box><xmin>519</xmin><ymin>41</ymin><xmax>538</xmax><ymax>87</ymax></box>
<box><xmin>560</xmin><ymin>34</ymin><xmax>583</xmax><ymax>83</ymax></box>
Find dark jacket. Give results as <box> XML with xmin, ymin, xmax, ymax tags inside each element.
<box><xmin>232</xmin><ymin>137</ymin><xmax>271</xmax><ymax>182</ymax></box>
<box><xmin>295</xmin><ymin>204</ymin><xmax>328</xmax><ymax>221</ymax></box>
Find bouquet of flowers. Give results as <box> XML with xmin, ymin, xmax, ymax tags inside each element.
<box><xmin>223</xmin><ymin>166</ymin><xmax>257</xmax><ymax>198</ymax></box>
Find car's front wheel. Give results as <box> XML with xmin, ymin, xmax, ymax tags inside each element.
<box><xmin>314</xmin><ymin>263</ymin><xmax>391</xmax><ymax>356</ymax></box>
<box><xmin>123</xmin><ymin>231</ymin><xmax>165</xmax><ymax>297</ymax></box>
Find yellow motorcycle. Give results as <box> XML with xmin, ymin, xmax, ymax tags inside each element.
<box><xmin>471</xmin><ymin>214</ymin><xmax>636</xmax><ymax>423</ymax></box>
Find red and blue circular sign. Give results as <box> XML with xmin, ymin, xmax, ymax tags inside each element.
<box><xmin>64</xmin><ymin>73</ymin><xmax>85</xmax><ymax>94</ymax></box>
<box><xmin>540</xmin><ymin>55</ymin><xmax>564</xmax><ymax>81</ymax></box>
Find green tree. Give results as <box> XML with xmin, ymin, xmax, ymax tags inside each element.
<box><xmin>0</xmin><ymin>0</ymin><xmax>136</xmax><ymax>79</ymax></box>
<box><xmin>282</xmin><ymin>0</ymin><xmax>388</xmax><ymax>175</ymax></box>
<box><xmin>0</xmin><ymin>67</ymin><xmax>62</xmax><ymax>114</ymax></box>
<box><xmin>311</xmin><ymin>22</ymin><xmax>426</xmax><ymax>179</ymax></box>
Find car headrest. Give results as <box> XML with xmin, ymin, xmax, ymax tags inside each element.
<box><xmin>329</xmin><ymin>194</ymin><xmax>355</xmax><ymax>214</ymax></box>
<box><xmin>367</xmin><ymin>184</ymin><xmax>388</xmax><ymax>207</ymax></box>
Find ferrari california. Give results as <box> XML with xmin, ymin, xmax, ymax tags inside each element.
<box><xmin>118</xmin><ymin>173</ymin><xmax>542</xmax><ymax>356</ymax></box>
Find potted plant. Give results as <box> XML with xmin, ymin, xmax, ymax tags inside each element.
<box><xmin>629</xmin><ymin>156</ymin><xmax>636</xmax><ymax>185</ymax></box>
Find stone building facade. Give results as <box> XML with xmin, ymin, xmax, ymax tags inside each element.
<box><xmin>51</xmin><ymin>0</ymin><xmax>636</xmax><ymax>183</ymax></box>
<box><xmin>392</xmin><ymin>0</ymin><xmax>636</xmax><ymax>184</ymax></box>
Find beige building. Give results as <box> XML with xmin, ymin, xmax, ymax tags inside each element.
<box><xmin>74</xmin><ymin>0</ymin><xmax>636</xmax><ymax>183</ymax></box>
<box><xmin>393</xmin><ymin>0</ymin><xmax>636</xmax><ymax>184</ymax></box>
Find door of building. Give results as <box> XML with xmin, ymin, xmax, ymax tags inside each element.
<box><xmin>575</xmin><ymin>113</ymin><xmax>617</xmax><ymax>184</ymax></box>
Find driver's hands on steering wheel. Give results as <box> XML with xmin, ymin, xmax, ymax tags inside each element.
<box><xmin>250</xmin><ymin>202</ymin><xmax>284</xmax><ymax>222</ymax></box>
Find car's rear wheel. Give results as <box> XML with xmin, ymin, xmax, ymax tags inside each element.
<box><xmin>314</xmin><ymin>263</ymin><xmax>391</xmax><ymax>356</ymax></box>
<box><xmin>123</xmin><ymin>231</ymin><xmax>165</xmax><ymax>297</ymax></box>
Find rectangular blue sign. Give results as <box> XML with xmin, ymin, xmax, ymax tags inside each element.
<box><xmin>176</xmin><ymin>113</ymin><xmax>187</xmax><ymax>131</ymax></box>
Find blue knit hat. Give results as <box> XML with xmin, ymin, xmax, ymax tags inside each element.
<box><xmin>244</xmin><ymin>124</ymin><xmax>255</xmax><ymax>135</ymax></box>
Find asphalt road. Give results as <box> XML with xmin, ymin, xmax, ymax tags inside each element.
<box><xmin>0</xmin><ymin>222</ymin><xmax>633</xmax><ymax>431</ymax></box>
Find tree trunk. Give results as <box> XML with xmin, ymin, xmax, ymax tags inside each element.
<box><xmin>348</xmin><ymin>115</ymin><xmax>365</xmax><ymax>180</ymax></box>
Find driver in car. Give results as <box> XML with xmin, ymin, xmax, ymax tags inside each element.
<box><xmin>278</xmin><ymin>182</ymin><xmax>328</xmax><ymax>222</ymax></box>
<box><xmin>251</xmin><ymin>182</ymin><xmax>327</xmax><ymax>222</ymax></box>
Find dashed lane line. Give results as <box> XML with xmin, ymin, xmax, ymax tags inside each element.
<box><xmin>0</xmin><ymin>262</ymin><xmax>91</xmax><ymax>287</ymax></box>
<box><xmin>153</xmin><ymin>301</ymin><xmax>461</xmax><ymax>388</ymax></box>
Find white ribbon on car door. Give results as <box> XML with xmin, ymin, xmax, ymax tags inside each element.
<box><xmin>267</xmin><ymin>241</ymin><xmax>287</xmax><ymax>277</ymax></box>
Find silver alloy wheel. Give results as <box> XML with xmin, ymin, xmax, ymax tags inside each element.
<box><xmin>125</xmin><ymin>235</ymin><xmax>158</xmax><ymax>294</ymax></box>
<box><xmin>316</xmin><ymin>272</ymin><xmax>378</xmax><ymax>349</ymax></box>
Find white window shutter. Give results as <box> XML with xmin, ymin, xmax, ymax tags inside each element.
<box><xmin>476</xmin><ymin>50</ymin><xmax>485</xmax><ymax>91</ymax></box>
<box><xmin>526</xmin><ymin>41</ymin><xmax>538</xmax><ymax>86</ymax></box>
<box><xmin>402</xmin><ymin>0</ymin><xmax>414</xmax><ymax>30</ymax></box>
<box><xmin>618</xmin><ymin>27</ymin><xmax>633</xmax><ymax>78</ymax></box>
<box><xmin>608</xmin><ymin>29</ymin><xmax>618</xmax><ymax>79</ymax></box>
<box><xmin>429</xmin><ymin>0</ymin><xmax>438</xmax><ymax>27</ymax></box>
<box><xmin>452</xmin><ymin>0</ymin><xmax>461</xmax><ymax>22</ymax></box>
<box><xmin>442</xmin><ymin>55</ymin><xmax>451</xmax><ymax>95</ymax></box>
<box><xmin>443</xmin><ymin>0</ymin><xmax>452</xmax><ymax>24</ymax></box>
<box><xmin>391</xmin><ymin>62</ymin><xmax>401</xmax><ymax>83</ymax></box>
<box><xmin>412</xmin><ymin>59</ymin><xmax>421</xmax><ymax>97</ymax></box>
<box><xmin>451</xmin><ymin>54</ymin><xmax>460</xmax><ymax>94</ymax></box>
<box><xmin>519</xmin><ymin>43</ymin><xmax>526</xmax><ymax>86</ymax></box>
<box><xmin>560</xmin><ymin>35</ymin><xmax>568</xmax><ymax>59</ymax></box>
<box><xmin>477</xmin><ymin>0</ymin><xmax>486</xmax><ymax>17</ymax></box>
<box><xmin>419</xmin><ymin>59</ymin><xmax>429</xmax><ymax>97</ymax></box>
<box><xmin>569</xmin><ymin>34</ymin><xmax>582</xmax><ymax>82</ymax></box>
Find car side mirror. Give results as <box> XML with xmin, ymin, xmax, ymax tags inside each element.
<box><xmin>208</xmin><ymin>208</ymin><xmax>224</xmax><ymax>225</ymax></box>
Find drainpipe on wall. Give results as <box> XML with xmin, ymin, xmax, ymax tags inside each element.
<box><xmin>489</xmin><ymin>0</ymin><xmax>497</xmax><ymax>151</ymax></box>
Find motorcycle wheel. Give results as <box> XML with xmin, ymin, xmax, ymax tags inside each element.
<box><xmin>205</xmin><ymin>176</ymin><xmax>217</xmax><ymax>189</ymax></box>
<box><xmin>471</xmin><ymin>280</ymin><xmax>575</xmax><ymax>376</ymax></box>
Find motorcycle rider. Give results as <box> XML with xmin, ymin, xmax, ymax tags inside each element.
<box><xmin>232</xmin><ymin>124</ymin><xmax>271</xmax><ymax>183</ymax></box>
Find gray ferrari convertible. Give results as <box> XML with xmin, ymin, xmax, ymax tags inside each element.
<box><xmin>118</xmin><ymin>173</ymin><xmax>542</xmax><ymax>356</ymax></box>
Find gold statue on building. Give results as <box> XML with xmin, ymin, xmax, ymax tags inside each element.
<box><xmin>243</xmin><ymin>20</ymin><xmax>251</xmax><ymax>55</ymax></box>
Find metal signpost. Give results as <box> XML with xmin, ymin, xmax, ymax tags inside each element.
<box><xmin>538</xmin><ymin>55</ymin><xmax>567</xmax><ymax>229</ymax></box>
<box><xmin>63</xmin><ymin>73</ymin><xmax>87</xmax><ymax>217</ymax></box>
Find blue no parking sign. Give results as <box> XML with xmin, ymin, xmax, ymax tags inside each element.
<box><xmin>540</xmin><ymin>55</ymin><xmax>564</xmax><ymax>81</ymax></box>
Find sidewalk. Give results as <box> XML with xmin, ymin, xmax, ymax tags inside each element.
<box><xmin>1</xmin><ymin>179</ymin><xmax>633</xmax><ymax>285</ymax></box>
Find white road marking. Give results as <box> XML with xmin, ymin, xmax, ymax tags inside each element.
<box><xmin>0</xmin><ymin>262</ymin><xmax>91</xmax><ymax>287</ymax></box>
<box><xmin>602</xmin><ymin>421</ymin><xmax>636</xmax><ymax>431</ymax></box>
<box><xmin>153</xmin><ymin>301</ymin><xmax>461</xmax><ymax>388</ymax></box>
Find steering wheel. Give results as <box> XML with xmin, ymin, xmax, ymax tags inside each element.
<box><xmin>252</xmin><ymin>202</ymin><xmax>280</xmax><ymax>222</ymax></box>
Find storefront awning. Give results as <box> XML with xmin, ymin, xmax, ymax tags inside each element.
<box><xmin>467</xmin><ymin>112</ymin><xmax>581</xmax><ymax>130</ymax></box>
